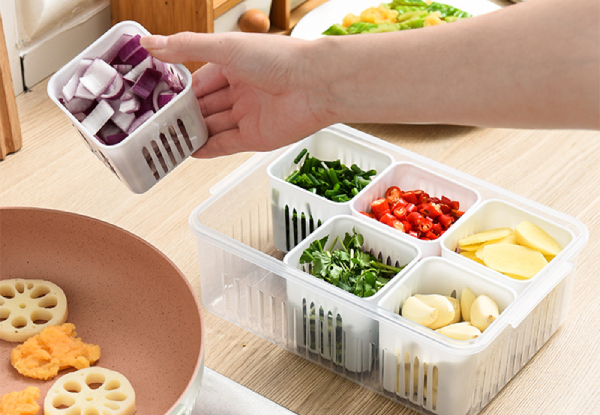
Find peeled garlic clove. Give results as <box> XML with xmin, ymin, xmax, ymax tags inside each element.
<box><xmin>436</xmin><ymin>322</ymin><xmax>482</xmax><ymax>340</ymax></box>
<box><xmin>414</xmin><ymin>294</ymin><xmax>455</xmax><ymax>330</ymax></box>
<box><xmin>402</xmin><ymin>296</ymin><xmax>438</xmax><ymax>327</ymax></box>
<box><xmin>460</xmin><ymin>287</ymin><xmax>477</xmax><ymax>321</ymax></box>
<box><xmin>470</xmin><ymin>294</ymin><xmax>499</xmax><ymax>332</ymax></box>
<box><xmin>445</xmin><ymin>296</ymin><xmax>461</xmax><ymax>324</ymax></box>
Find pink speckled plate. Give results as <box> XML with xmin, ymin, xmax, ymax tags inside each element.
<box><xmin>0</xmin><ymin>207</ymin><xmax>205</xmax><ymax>414</ymax></box>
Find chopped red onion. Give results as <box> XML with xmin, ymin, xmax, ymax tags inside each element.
<box><xmin>101</xmin><ymin>33</ymin><xmax>133</xmax><ymax>63</ymax></box>
<box><xmin>62</xmin><ymin>59</ymin><xmax>92</xmax><ymax>102</ymax></box>
<box><xmin>111</xmin><ymin>110</ymin><xmax>136</xmax><ymax>132</ymax></box>
<box><xmin>157</xmin><ymin>93</ymin><xmax>175</xmax><ymax>109</ymax></box>
<box><xmin>118</xmin><ymin>34</ymin><xmax>142</xmax><ymax>62</ymax></box>
<box><xmin>99</xmin><ymin>74</ymin><xmax>125</xmax><ymax>100</ymax></box>
<box><xmin>73</xmin><ymin>112</ymin><xmax>87</xmax><ymax>122</ymax></box>
<box><xmin>152</xmin><ymin>81</ymin><xmax>171</xmax><ymax>112</ymax></box>
<box><xmin>79</xmin><ymin>59</ymin><xmax>118</xmax><ymax>97</ymax></box>
<box><xmin>125</xmin><ymin>47</ymin><xmax>149</xmax><ymax>66</ymax></box>
<box><xmin>119</xmin><ymin>97</ymin><xmax>140</xmax><ymax>114</ymax></box>
<box><xmin>104</xmin><ymin>133</ymin><xmax>129</xmax><ymax>145</ymax></box>
<box><xmin>131</xmin><ymin>68</ymin><xmax>162</xmax><ymax>99</ymax></box>
<box><xmin>64</xmin><ymin>97</ymin><xmax>94</xmax><ymax>113</ymax></box>
<box><xmin>124</xmin><ymin>55</ymin><xmax>154</xmax><ymax>83</ymax></box>
<box><xmin>127</xmin><ymin>110</ymin><xmax>154</xmax><ymax>134</ymax></box>
<box><xmin>114</xmin><ymin>64</ymin><xmax>132</xmax><ymax>74</ymax></box>
<box><xmin>81</xmin><ymin>100</ymin><xmax>115</xmax><ymax>134</ymax></box>
<box><xmin>74</xmin><ymin>82</ymin><xmax>96</xmax><ymax>100</ymax></box>
<box><xmin>165</xmin><ymin>71</ymin><xmax>184</xmax><ymax>93</ymax></box>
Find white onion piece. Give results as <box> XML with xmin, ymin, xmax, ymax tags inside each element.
<box><xmin>99</xmin><ymin>74</ymin><xmax>125</xmax><ymax>100</ymax></box>
<box><xmin>127</xmin><ymin>110</ymin><xmax>154</xmax><ymax>134</ymax></box>
<box><xmin>79</xmin><ymin>59</ymin><xmax>118</xmax><ymax>97</ymax></box>
<box><xmin>62</xmin><ymin>59</ymin><xmax>92</xmax><ymax>102</ymax></box>
<box><xmin>152</xmin><ymin>81</ymin><xmax>171</xmax><ymax>112</ymax></box>
<box><xmin>74</xmin><ymin>82</ymin><xmax>96</xmax><ymax>100</ymax></box>
<box><xmin>119</xmin><ymin>97</ymin><xmax>140</xmax><ymax>114</ymax></box>
<box><xmin>114</xmin><ymin>64</ymin><xmax>132</xmax><ymax>74</ymax></box>
<box><xmin>111</xmin><ymin>110</ymin><xmax>136</xmax><ymax>132</ymax></box>
<box><xmin>124</xmin><ymin>55</ymin><xmax>154</xmax><ymax>83</ymax></box>
<box><xmin>101</xmin><ymin>33</ymin><xmax>132</xmax><ymax>63</ymax></box>
<box><xmin>81</xmin><ymin>100</ymin><xmax>115</xmax><ymax>134</ymax></box>
<box><xmin>64</xmin><ymin>97</ymin><xmax>94</xmax><ymax>114</ymax></box>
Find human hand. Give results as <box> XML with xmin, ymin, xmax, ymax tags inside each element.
<box><xmin>140</xmin><ymin>33</ymin><xmax>334</xmax><ymax>158</ymax></box>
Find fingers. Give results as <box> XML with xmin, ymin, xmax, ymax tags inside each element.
<box><xmin>140</xmin><ymin>32</ymin><xmax>236</xmax><ymax>65</ymax></box>
<box><xmin>192</xmin><ymin>64</ymin><xmax>229</xmax><ymax>97</ymax></box>
<box><xmin>192</xmin><ymin>129</ymin><xmax>243</xmax><ymax>159</ymax></box>
<box><xmin>197</xmin><ymin>87</ymin><xmax>234</xmax><ymax>117</ymax></box>
<box><xmin>204</xmin><ymin>110</ymin><xmax>237</xmax><ymax>137</ymax></box>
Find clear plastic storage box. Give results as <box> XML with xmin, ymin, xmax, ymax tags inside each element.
<box><xmin>48</xmin><ymin>21</ymin><xmax>208</xmax><ymax>194</ymax></box>
<box><xmin>189</xmin><ymin>124</ymin><xmax>588</xmax><ymax>415</ymax></box>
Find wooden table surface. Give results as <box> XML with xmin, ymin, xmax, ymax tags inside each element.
<box><xmin>2</xmin><ymin>70</ymin><xmax>599</xmax><ymax>415</ymax></box>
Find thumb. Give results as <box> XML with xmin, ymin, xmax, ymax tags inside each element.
<box><xmin>140</xmin><ymin>32</ymin><xmax>235</xmax><ymax>65</ymax></box>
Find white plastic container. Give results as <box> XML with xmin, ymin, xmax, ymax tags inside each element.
<box><xmin>351</xmin><ymin>161</ymin><xmax>481</xmax><ymax>257</ymax></box>
<box><xmin>48</xmin><ymin>21</ymin><xmax>208</xmax><ymax>194</ymax></box>
<box><xmin>439</xmin><ymin>199</ymin><xmax>576</xmax><ymax>294</ymax></box>
<box><xmin>189</xmin><ymin>124</ymin><xmax>588</xmax><ymax>415</ymax></box>
<box><xmin>283</xmin><ymin>215</ymin><xmax>421</xmax><ymax>372</ymax></box>
<box><xmin>377</xmin><ymin>257</ymin><xmax>517</xmax><ymax>415</ymax></box>
<box><xmin>267</xmin><ymin>129</ymin><xmax>394</xmax><ymax>252</ymax></box>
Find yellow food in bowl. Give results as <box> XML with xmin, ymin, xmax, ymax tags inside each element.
<box><xmin>11</xmin><ymin>323</ymin><xmax>101</xmax><ymax>380</ymax></box>
<box><xmin>0</xmin><ymin>386</ymin><xmax>40</xmax><ymax>415</ymax></box>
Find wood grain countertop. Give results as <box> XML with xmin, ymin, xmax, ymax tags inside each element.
<box><xmin>1</xmin><ymin>75</ymin><xmax>599</xmax><ymax>415</ymax></box>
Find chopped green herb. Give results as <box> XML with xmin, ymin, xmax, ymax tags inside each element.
<box><xmin>299</xmin><ymin>229</ymin><xmax>404</xmax><ymax>298</ymax></box>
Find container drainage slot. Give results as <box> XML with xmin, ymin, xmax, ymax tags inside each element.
<box><xmin>160</xmin><ymin>133</ymin><xmax>177</xmax><ymax>166</ymax></box>
<box><xmin>284</xmin><ymin>206</ymin><xmax>322</xmax><ymax>251</ymax></box>
<box><xmin>177</xmin><ymin>119</ymin><xmax>193</xmax><ymax>152</ymax></box>
<box><xmin>168</xmin><ymin>125</ymin><xmax>185</xmax><ymax>159</ymax></box>
<box><xmin>142</xmin><ymin>147</ymin><xmax>159</xmax><ymax>180</ymax></box>
<box><xmin>151</xmin><ymin>140</ymin><xmax>168</xmax><ymax>173</ymax></box>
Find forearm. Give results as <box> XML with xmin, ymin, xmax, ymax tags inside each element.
<box><xmin>307</xmin><ymin>0</ymin><xmax>600</xmax><ymax>129</ymax></box>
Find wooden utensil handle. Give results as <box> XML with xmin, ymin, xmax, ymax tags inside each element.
<box><xmin>0</xmin><ymin>13</ymin><xmax>22</xmax><ymax>160</ymax></box>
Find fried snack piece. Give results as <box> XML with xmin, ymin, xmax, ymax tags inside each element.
<box><xmin>11</xmin><ymin>323</ymin><xmax>101</xmax><ymax>380</ymax></box>
<box><xmin>0</xmin><ymin>386</ymin><xmax>40</xmax><ymax>415</ymax></box>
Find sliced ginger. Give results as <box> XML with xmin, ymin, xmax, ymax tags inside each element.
<box><xmin>0</xmin><ymin>387</ymin><xmax>40</xmax><ymax>415</ymax></box>
<box><xmin>11</xmin><ymin>323</ymin><xmax>100</xmax><ymax>381</ymax></box>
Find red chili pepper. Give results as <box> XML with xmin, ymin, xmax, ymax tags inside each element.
<box><xmin>418</xmin><ymin>217</ymin><xmax>433</xmax><ymax>233</ymax></box>
<box><xmin>421</xmin><ymin>203</ymin><xmax>442</xmax><ymax>218</ymax></box>
<box><xmin>371</xmin><ymin>198</ymin><xmax>390</xmax><ymax>219</ymax></box>
<box><xmin>439</xmin><ymin>204</ymin><xmax>452</xmax><ymax>214</ymax></box>
<box><xmin>391</xmin><ymin>200</ymin><xmax>407</xmax><ymax>211</ymax></box>
<box><xmin>438</xmin><ymin>214</ymin><xmax>454</xmax><ymax>228</ymax></box>
<box><xmin>442</xmin><ymin>196</ymin><xmax>460</xmax><ymax>210</ymax></box>
<box><xmin>385</xmin><ymin>186</ymin><xmax>402</xmax><ymax>206</ymax></box>
<box><xmin>408</xmin><ymin>230</ymin><xmax>419</xmax><ymax>238</ymax></box>
<box><xmin>402</xmin><ymin>221</ymin><xmax>412</xmax><ymax>232</ymax></box>
<box><xmin>425</xmin><ymin>231</ymin><xmax>438</xmax><ymax>240</ymax></box>
<box><xmin>407</xmin><ymin>212</ymin><xmax>423</xmax><ymax>226</ymax></box>
<box><xmin>432</xmin><ymin>223</ymin><xmax>443</xmax><ymax>235</ymax></box>
<box><xmin>406</xmin><ymin>203</ymin><xmax>417</xmax><ymax>213</ymax></box>
<box><xmin>402</xmin><ymin>191</ymin><xmax>418</xmax><ymax>205</ymax></box>
<box><xmin>380</xmin><ymin>213</ymin><xmax>397</xmax><ymax>227</ymax></box>
<box><xmin>391</xmin><ymin>220</ymin><xmax>405</xmax><ymax>232</ymax></box>
<box><xmin>451</xmin><ymin>209</ymin><xmax>464</xmax><ymax>218</ymax></box>
<box><xmin>361</xmin><ymin>211</ymin><xmax>376</xmax><ymax>219</ymax></box>
<box><xmin>393</xmin><ymin>206</ymin><xmax>408</xmax><ymax>220</ymax></box>
<box><xmin>429</xmin><ymin>197</ymin><xmax>441</xmax><ymax>204</ymax></box>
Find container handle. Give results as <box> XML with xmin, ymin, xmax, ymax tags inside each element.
<box><xmin>509</xmin><ymin>261</ymin><xmax>575</xmax><ymax>328</ymax></box>
<box><xmin>209</xmin><ymin>151</ymin><xmax>277</xmax><ymax>196</ymax></box>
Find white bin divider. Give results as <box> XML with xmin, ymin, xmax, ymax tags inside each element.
<box><xmin>440</xmin><ymin>199</ymin><xmax>576</xmax><ymax>294</ymax></box>
<box><xmin>351</xmin><ymin>161</ymin><xmax>481</xmax><ymax>257</ymax></box>
<box><xmin>377</xmin><ymin>257</ymin><xmax>517</xmax><ymax>415</ymax></box>
<box><xmin>47</xmin><ymin>21</ymin><xmax>208</xmax><ymax>194</ymax></box>
<box><xmin>267</xmin><ymin>129</ymin><xmax>395</xmax><ymax>252</ymax></box>
<box><xmin>283</xmin><ymin>215</ymin><xmax>421</xmax><ymax>372</ymax></box>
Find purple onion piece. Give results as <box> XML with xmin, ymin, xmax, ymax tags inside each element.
<box><xmin>127</xmin><ymin>110</ymin><xmax>154</xmax><ymax>134</ymax></box>
<box><xmin>152</xmin><ymin>81</ymin><xmax>171</xmax><ymax>112</ymax></box>
<box><xmin>131</xmin><ymin>68</ymin><xmax>162</xmax><ymax>99</ymax></box>
<box><xmin>62</xmin><ymin>59</ymin><xmax>93</xmax><ymax>102</ymax></box>
<box><xmin>101</xmin><ymin>33</ymin><xmax>133</xmax><ymax>63</ymax></box>
<box><xmin>114</xmin><ymin>64</ymin><xmax>133</xmax><ymax>74</ymax></box>
<box><xmin>64</xmin><ymin>97</ymin><xmax>94</xmax><ymax>113</ymax></box>
<box><xmin>165</xmin><ymin>71</ymin><xmax>184</xmax><ymax>93</ymax></box>
<box><xmin>104</xmin><ymin>133</ymin><xmax>129</xmax><ymax>145</ymax></box>
<box><xmin>79</xmin><ymin>59</ymin><xmax>118</xmax><ymax>97</ymax></box>
<box><xmin>73</xmin><ymin>112</ymin><xmax>87</xmax><ymax>122</ymax></box>
<box><xmin>125</xmin><ymin>47</ymin><xmax>149</xmax><ymax>66</ymax></box>
<box><xmin>74</xmin><ymin>82</ymin><xmax>96</xmax><ymax>100</ymax></box>
<box><xmin>124</xmin><ymin>55</ymin><xmax>154</xmax><ymax>83</ymax></box>
<box><xmin>118</xmin><ymin>34</ymin><xmax>142</xmax><ymax>62</ymax></box>
<box><xmin>157</xmin><ymin>92</ymin><xmax>175</xmax><ymax>109</ymax></box>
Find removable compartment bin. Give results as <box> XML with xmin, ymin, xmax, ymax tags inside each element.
<box><xmin>283</xmin><ymin>215</ymin><xmax>421</xmax><ymax>372</ymax></box>
<box><xmin>351</xmin><ymin>161</ymin><xmax>481</xmax><ymax>257</ymax></box>
<box><xmin>377</xmin><ymin>257</ymin><xmax>517</xmax><ymax>415</ymax></box>
<box><xmin>48</xmin><ymin>21</ymin><xmax>208</xmax><ymax>194</ymax></box>
<box><xmin>267</xmin><ymin>130</ymin><xmax>394</xmax><ymax>252</ymax></box>
<box><xmin>189</xmin><ymin>124</ymin><xmax>588</xmax><ymax>415</ymax></box>
<box><xmin>440</xmin><ymin>199</ymin><xmax>575</xmax><ymax>294</ymax></box>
